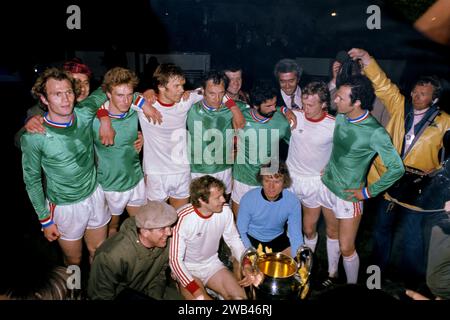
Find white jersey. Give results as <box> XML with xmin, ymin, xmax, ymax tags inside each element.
<box><xmin>169</xmin><ymin>204</ymin><xmax>245</xmax><ymax>289</ymax></box>
<box><xmin>287</xmin><ymin>110</ymin><xmax>335</xmax><ymax>176</ymax></box>
<box><xmin>139</xmin><ymin>92</ymin><xmax>202</xmax><ymax>174</ymax></box>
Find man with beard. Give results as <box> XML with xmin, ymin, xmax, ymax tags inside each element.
<box><xmin>231</xmin><ymin>83</ymin><xmax>291</xmax><ymax>217</ymax></box>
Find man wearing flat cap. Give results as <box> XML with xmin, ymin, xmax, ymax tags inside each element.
<box><xmin>88</xmin><ymin>201</ymin><xmax>182</xmax><ymax>300</ymax></box>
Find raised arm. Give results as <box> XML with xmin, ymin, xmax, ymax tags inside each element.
<box><xmin>348</xmin><ymin>48</ymin><xmax>405</xmax><ymax>117</ymax></box>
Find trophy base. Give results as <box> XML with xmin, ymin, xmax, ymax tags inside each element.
<box><xmin>253</xmin><ymin>288</ymin><xmax>299</xmax><ymax>301</ymax></box>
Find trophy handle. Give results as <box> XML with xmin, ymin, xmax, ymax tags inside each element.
<box><xmin>296</xmin><ymin>245</ymin><xmax>314</xmax><ymax>299</ymax></box>
<box><xmin>240</xmin><ymin>247</ymin><xmax>259</xmax><ymax>300</ymax></box>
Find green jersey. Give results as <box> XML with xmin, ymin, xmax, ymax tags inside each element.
<box><xmin>21</xmin><ymin>88</ymin><xmax>107</xmax><ymax>222</ymax></box>
<box><xmin>187</xmin><ymin>100</ymin><xmax>248</xmax><ymax>174</ymax></box>
<box><xmin>233</xmin><ymin>108</ymin><xmax>291</xmax><ymax>186</ymax></box>
<box><xmin>321</xmin><ymin>112</ymin><xmax>404</xmax><ymax>201</ymax></box>
<box><xmin>92</xmin><ymin>105</ymin><xmax>143</xmax><ymax>192</ymax></box>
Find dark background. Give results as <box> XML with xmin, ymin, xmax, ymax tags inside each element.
<box><xmin>0</xmin><ymin>0</ymin><xmax>449</xmax><ymax>302</ymax></box>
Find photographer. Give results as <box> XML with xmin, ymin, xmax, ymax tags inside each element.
<box><xmin>348</xmin><ymin>48</ymin><xmax>450</xmax><ymax>288</ymax></box>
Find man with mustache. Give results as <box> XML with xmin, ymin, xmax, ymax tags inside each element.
<box><xmin>231</xmin><ymin>83</ymin><xmax>291</xmax><ymax>217</ymax></box>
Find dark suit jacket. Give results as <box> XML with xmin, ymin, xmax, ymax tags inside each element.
<box><xmin>275</xmin><ymin>89</ymin><xmax>291</xmax><ymax>161</ymax></box>
<box><xmin>276</xmin><ymin>89</ymin><xmax>288</xmax><ymax>109</ymax></box>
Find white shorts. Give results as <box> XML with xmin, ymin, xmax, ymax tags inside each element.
<box><xmin>231</xmin><ymin>180</ymin><xmax>258</xmax><ymax>204</ymax></box>
<box><xmin>104</xmin><ymin>178</ymin><xmax>147</xmax><ymax>215</ymax></box>
<box><xmin>317</xmin><ymin>181</ymin><xmax>363</xmax><ymax>219</ymax></box>
<box><xmin>289</xmin><ymin>175</ymin><xmax>322</xmax><ymax>208</ymax></box>
<box><xmin>49</xmin><ymin>185</ymin><xmax>111</xmax><ymax>241</ymax></box>
<box><xmin>185</xmin><ymin>257</ymin><xmax>227</xmax><ymax>285</ymax></box>
<box><xmin>146</xmin><ymin>172</ymin><xmax>191</xmax><ymax>201</ymax></box>
<box><xmin>191</xmin><ymin>168</ymin><xmax>232</xmax><ymax>194</ymax></box>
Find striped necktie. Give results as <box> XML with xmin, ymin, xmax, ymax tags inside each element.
<box><xmin>290</xmin><ymin>94</ymin><xmax>300</xmax><ymax>110</ymax></box>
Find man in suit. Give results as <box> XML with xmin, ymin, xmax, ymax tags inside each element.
<box><xmin>273</xmin><ymin>58</ymin><xmax>303</xmax><ymax>110</ymax></box>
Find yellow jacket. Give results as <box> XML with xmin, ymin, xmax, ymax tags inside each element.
<box><xmin>364</xmin><ymin>58</ymin><xmax>450</xmax><ymax>186</ymax></box>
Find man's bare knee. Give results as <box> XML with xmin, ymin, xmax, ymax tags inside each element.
<box><xmin>64</xmin><ymin>255</ymin><xmax>82</xmax><ymax>266</ymax></box>
<box><xmin>340</xmin><ymin>245</ymin><xmax>355</xmax><ymax>257</ymax></box>
<box><xmin>304</xmin><ymin>229</ymin><xmax>317</xmax><ymax>239</ymax></box>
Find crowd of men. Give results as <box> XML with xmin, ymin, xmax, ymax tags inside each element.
<box><xmin>7</xmin><ymin>48</ymin><xmax>450</xmax><ymax>301</ymax></box>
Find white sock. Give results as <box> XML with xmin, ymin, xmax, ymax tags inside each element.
<box><xmin>304</xmin><ymin>233</ymin><xmax>318</xmax><ymax>252</ymax></box>
<box><xmin>326</xmin><ymin>237</ymin><xmax>340</xmax><ymax>278</ymax></box>
<box><xmin>343</xmin><ymin>251</ymin><xmax>359</xmax><ymax>284</ymax></box>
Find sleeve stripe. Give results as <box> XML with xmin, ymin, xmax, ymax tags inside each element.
<box><xmin>169</xmin><ymin>208</ymin><xmax>195</xmax><ymax>287</ymax></box>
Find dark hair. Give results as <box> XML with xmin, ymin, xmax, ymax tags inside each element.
<box><xmin>201</xmin><ymin>70</ymin><xmax>227</xmax><ymax>90</ymax></box>
<box><xmin>302</xmin><ymin>81</ymin><xmax>330</xmax><ymax>108</ymax></box>
<box><xmin>153</xmin><ymin>63</ymin><xmax>185</xmax><ymax>93</ymax></box>
<box><xmin>339</xmin><ymin>75</ymin><xmax>375</xmax><ymax>111</ymax></box>
<box><xmin>413</xmin><ymin>76</ymin><xmax>442</xmax><ymax>101</ymax></box>
<box><xmin>257</xmin><ymin>162</ymin><xmax>292</xmax><ymax>188</ymax></box>
<box><xmin>336</xmin><ymin>59</ymin><xmax>362</xmax><ymax>89</ymax></box>
<box><xmin>223</xmin><ymin>62</ymin><xmax>243</xmax><ymax>74</ymax></box>
<box><xmin>190</xmin><ymin>175</ymin><xmax>225</xmax><ymax>208</ymax></box>
<box><xmin>249</xmin><ymin>83</ymin><xmax>278</xmax><ymax>107</ymax></box>
<box><xmin>273</xmin><ymin>58</ymin><xmax>303</xmax><ymax>79</ymax></box>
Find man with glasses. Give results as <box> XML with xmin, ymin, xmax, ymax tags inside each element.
<box><xmin>88</xmin><ymin>201</ymin><xmax>182</xmax><ymax>300</ymax></box>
